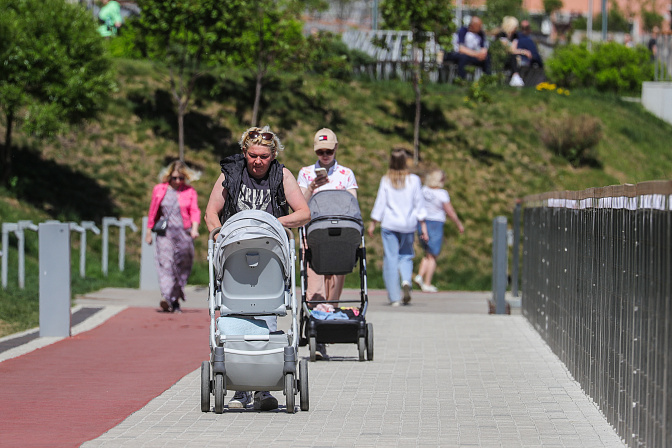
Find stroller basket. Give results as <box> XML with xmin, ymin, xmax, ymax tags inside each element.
<box><xmin>305</xmin><ymin>190</ymin><xmax>363</xmax><ymax>275</ymax></box>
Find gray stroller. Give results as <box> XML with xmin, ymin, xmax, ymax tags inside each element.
<box><xmin>200</xmin><ymin>210</ymin><xmax>308</xmax><ymax>413</ymax></box>
<box><xmin>299</xmin><ymin>190</ymin><xmax>373</xmax><ymax>362</ymax></box>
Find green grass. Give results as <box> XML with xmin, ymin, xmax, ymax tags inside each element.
<box><xmin>1</xmin><ymin>59</ymin><xmax>671</xmax><ymax>336</ymax></box>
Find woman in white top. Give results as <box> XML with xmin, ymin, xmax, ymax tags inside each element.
<box><xmin>414</xmin><ymin>169</ymin><xmax>464</xmax><ymax>292</ymax></box>
<box><xmin>368</xmin><ymin>148</ymin><xmax>428</xmax><ymax>306</ymax></box>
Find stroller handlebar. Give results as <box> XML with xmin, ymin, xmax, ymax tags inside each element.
<box><xmin>209</xmin><ymin>227</ymin><xmax>222</xmax><ymax>241</ymax></box>
<box><xmin>210</xmin><ymin>226</ymin><xmax>293</xmax><ymax>244</ymax></box>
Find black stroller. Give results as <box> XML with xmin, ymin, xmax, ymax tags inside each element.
<box><xmin>299</xmin><ymin>190</ymin><xmax>373</xmax><ymax>362</ymax></box>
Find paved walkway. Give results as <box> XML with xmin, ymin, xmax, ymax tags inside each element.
<box><xmin>0</xmin><ymin>287</ymin><xmax>625</xmax><ymax>447</ymax></box>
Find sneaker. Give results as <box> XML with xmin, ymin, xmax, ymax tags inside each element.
<box><xmin>228</xmin><ymin>391</ymin><xmax>251</xmax><ymax>409</ymax></box>
<box><xmin>390</xmin><ymin>301</ymin><xmax>401</xmax><ymax>307</ymax></box>
<box><xmin>315</xmin><ymin>343</ymin><xmax>328</xmax><ymax>360</ymax></box>
<box><xmin>254</xmin><ymin>391</ymin><xmax>278</xmax><ymax>411</ymax></box>
<box><xmin>421</xmin><ymin>284</ymin><xmax>438</xmax><ymax>293</ymax></box>
<box><xmin>160</xmin><ymin>300</ymin><xmax>171</xmax><ymax>312</ymax></box>
<box><xmin>509</xmin><ymin>73</ymin><xmax>525</xmax><ymax>87</ymax></box>
<box><xmin>402</xmin><ymin>281</ymin><xmax>412</xmax><ymax>305</ymax></box>
<box><xmin>171</xmin><ymin>300</ymin><xmax>182</xmax><ymax>313</ymax></box>
<box><xmin>413</xmin><ymin>274</ymin><xmax>424</xmax><ymax>288</ymax></box>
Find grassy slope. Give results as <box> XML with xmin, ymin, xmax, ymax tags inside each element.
<box><xmin>1</xmin><ymin>58</ymin><xmax>671</xmax><ymax>335</ymax></box>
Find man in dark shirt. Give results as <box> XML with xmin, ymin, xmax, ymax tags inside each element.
<box><xmin>445</xmin><ymin>16</ymin><xmax>491</xmax><ymax>79</ymax></box>
<box><xmin>518</xmin><ymin>20</ymin><xmax>543</xmax><ymax>68</ymax></box>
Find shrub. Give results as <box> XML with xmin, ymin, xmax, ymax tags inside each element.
<box><xmin>547</xmin><ymin>42</ymin><xmax>653</xmax><ymax>93</ymax></box>
<box><xmin>488</xmin><ymin>39</ymin><xmax>510</xmax><ymax>74</ymax></box>
<box><xmin>570</xmin><ymin>8</ymin><xmax>631</xmax><ymax>32</ymax></box>
<box><xmin>641</xmin><ymin>9</ymin><xmax>663</xmax><ymax>32</ymax></box>
<box><xmin>537</xmin><ymin>113</ymin><xmax>602</xmax><ymax>166</ymax></box>
<box><xmin>304</xmin><ymin>31</ymin><xmax>375</xmax><ymax>81</ymax></box>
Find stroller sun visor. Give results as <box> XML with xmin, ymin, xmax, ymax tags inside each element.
<box><xmin>306</xmin><ymin>190</ymin><xmax>363</xmax><ymax>228</ymax></box>
<box><xmin>305</xmin><ymin>190</ymin><xmax>364</xmax><ymax>275</ymax></box>
<box><xmin>213</xmin><ymin>210</ymin><xmax>290</xmax><ymax>282</ymax></box>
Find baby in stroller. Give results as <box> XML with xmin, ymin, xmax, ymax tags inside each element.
<box><xmin>203</xmin><ymin>126</ymin><xmax>310</xmax><ymax>411</ymax></box>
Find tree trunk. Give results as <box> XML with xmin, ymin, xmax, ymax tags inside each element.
<box><xmin>251</xmin><ymin>70</ymin><xmax>263</xmax><ymax>127</ymax></box>
<box><xmin>412</xmin><ymin>47</ymin><xmax>422</xmax><ymax>166</ymax></box>
<box><xmin>178</xmin><ymin>102</ymin><xmax>185</xmax><ymax>162</ymax></box>
<box><xmin>1</xmin><ymin>111</ymin><xmax>14</xmax><ymax>186</ymax></box>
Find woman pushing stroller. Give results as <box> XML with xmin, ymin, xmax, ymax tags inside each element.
<box><xmin>204</xmin><ymin>126</ymin><xmax>309</xmax><ymax>410</ymax></box>
<box><xmin>296</xmin><ymin>128</ymin><xmax>359</xmax><ymax>359</ymax></box>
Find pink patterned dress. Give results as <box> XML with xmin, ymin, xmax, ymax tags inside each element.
<box><xmin>155</xmin><ymin>188</ymin><xmax>194</xmax><ymax>307</ymax></box>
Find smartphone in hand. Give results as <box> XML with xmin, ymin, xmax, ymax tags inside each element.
<box><xmin>315</xmin><ymin>167</ymin><xmax>327</xmax><ymax>179</ymax></box>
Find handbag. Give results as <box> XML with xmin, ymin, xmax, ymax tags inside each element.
<box><xmin>152</xmin><ymin>216</ymin><xmax>168</xmax><ymax>235</ymax></box>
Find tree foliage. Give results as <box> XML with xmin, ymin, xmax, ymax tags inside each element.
<box><xmin>543</xmin><ymin>0</ymin><xmax>563</xmax><ymax>17</ymax></box>
<box><xmin>484</xmin><ymin>0</ymin><xmax>522</xmax><ymax>29</ymax></box>
<box><xmin>380</xmin><ymin>0</ymin><xmax>455</xmax><ymax>164</ymax></box>
<box><xmin>305</xmin><ymin>31</ymin><xmax>375</xmax><ymax>80</ymax></box>
<box><xmin>231</xmin><ymin>0</ymin><xmax>308</xmax><ymax>126</ymax></box>
<box><xmin>640</xmin><ymin>8</ymin><xmax>663</xmax><ymax>32</ymax></box>
<box><xmin>137</xmin><ymin>0</ymin><xmax>247</xmax><ymax>161</ymax></box>
<box><xmin>0</xmin><ymin>0</ymin><xmax>115</xmax><ymax>185</ymax></box>
<box><xmin>571</xmin><ymin>3</ymin><xmax>631</xmax><ymax>32</ymax></box>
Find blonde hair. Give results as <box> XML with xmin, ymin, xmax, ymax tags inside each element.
<box><xmin>385</xmin><ymin>147</ymin><xmax>410</xmax><ymax>189</ymax></box>
<box><xmin>424</xmin><ymin>169</ymin><xmax>445</xmax><ymax>188</ymax></box>
<box><xmin>239</xmin><ymin>125</ymin><xmax>284</xmax><ymax>157</ymax></box>
<box><xmin>159</xmin><ymin>160</ymin><xmax>201</xmax><ymax>184</ymax></box>
<box><xmin>501</xmin><ymin>16</ymin><xmax>519</xmax><ymax>36</ymax></box>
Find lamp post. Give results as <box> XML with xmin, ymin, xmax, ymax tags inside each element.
<box><xmin>587</xmin><ymin>0</ymin><xmax>593</xmax><ymax>50</ymax></box>
<box><xmin>601</xmin><ymin>0</ymin><xmax>607</xmax><ymax>41</ymax></box>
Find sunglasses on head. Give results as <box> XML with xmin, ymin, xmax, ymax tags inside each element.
<box><xmin>315</xmin><ymin>149</ymin><xmax>335</xmax><ymax>156</ymax></box>
<box><xmin>171</xmin><ymin>176</ymin><xmax>185</xmax><ymax>181</ymax></box>
<box><xmin>248</xmin><ymin>130</ymin><xmax>275</xmax><ymax>141</ymax></box>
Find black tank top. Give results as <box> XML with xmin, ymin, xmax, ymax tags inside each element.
<box><xmin>237</xmin><ymin>168</ymin><xmax>273</xmax><ymax>214</ymax></box>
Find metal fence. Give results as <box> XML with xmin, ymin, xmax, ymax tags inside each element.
<box><xmin>654</xmin><ymin>34</ymin><xmax>672</xmax><ymax>82</ymax></box>
<box><xmin>521</xmin><ymin>181</ymin><xmax>672</xmax><ymax>448</ymax></box>
<box><xmin>342</xmin><ymin>29</ymin><xmax>444</xmax><ymax>82</ymax></box>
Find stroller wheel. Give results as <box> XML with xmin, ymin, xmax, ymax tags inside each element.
<box><xmin>358</xmin><ymin>336</ymin><xmax>366</xmax><ymax>362</ymax></box>
<box><xmin>285</xmin><ymin>373</ymin><xmax>296</xmax><ymax>414</ymax></box>
<box><xmin>309</xmin><ymin>337</ymin><xmax>317</xmax><ymax>362</ymax></box>
<box><xmin>366</xmin><ymin>323</ymin><xmax>374</xmax><ymax>361</ymax></box>
<box><xmin>299</xmin><ymin>359</ymin><xmax>309</xmax><ymax>411</ymax></box>
<box><xmin>200</xmin><ymin>361</ymin><xmax>211</xmax><ymax>412</ymax></box>
<box><xmin>214</xmin><ymin>374</ymin><xmax>224</xmax><ymax>414</ymax></box>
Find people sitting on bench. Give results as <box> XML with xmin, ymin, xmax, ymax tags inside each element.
<box><xmin>445</xmin><ymin>16</ymin><xmax>491</xmax><ymax>80</ymax></box>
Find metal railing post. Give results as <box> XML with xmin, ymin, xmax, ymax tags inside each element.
<box><xmin>492</xmin><ymin>216</ymin><xmax>508</xmax><ymax>314</ymax></box>
<box><xmin>1</xmin><ymin>223</ymin><xmax>16</xmax><ymax>288</ymax></box>
<box><xmin>68</xmin><ymin>221</ymin><xmax>100</xmax><ymax>278</ymax></box>
<box><xmin>117</xmin><ymin>218</ymin><xmax>137</xmax><ymax>272</ymax></box>
<box><xmin>16</xmin><ymin>220</ymin><xmax>38</xmax><ymax>289</ymax></box>
<box><xmin>139</xmin><ymin>217</ymin><xmax>159</xmax><ymax>290</ymax></box>
<box><xmin>102</xmin><ymin>217</ymin><xmax>137</xmax><ymax>276</ymax></box>
<box><xmin>512</xmin><ymin>200</ymin><xmax>522</xmax><ymax>297</ymax></box>
<box><xmin>38</xmin><ymin>222</ymin><xmax>71</xmax><ymax>337</ymax></box>
<box><xmin>1</xmin><ymin>221</ymin><xmax>38</xmax><ymax>289</ymax></box>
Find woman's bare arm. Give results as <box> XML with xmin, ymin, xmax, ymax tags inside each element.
<box><xmin>280</xmin><ymin>168</ymin><xmax>310</xmax><ymax>228</ymax></box>
<box><xmin>205</xmin><ymin>173</ymin><xmax>227</xmax><ymax>232</ymax></box>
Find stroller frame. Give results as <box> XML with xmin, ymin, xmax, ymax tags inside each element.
<box><xmin>298</xmin><ymin>191</ymin><xmax>374</xmax><ymax>362</ymax></box>
<box><xmin>200</xmin><ymin>210</ymin><xmax>308</xmax><ymax>414</ymax></box>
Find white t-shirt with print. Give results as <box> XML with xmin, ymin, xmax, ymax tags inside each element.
<box><xmin>297</xmin><ymin>161</ymin><xmax>358</xmax><ymax>194</ymax></box>
<box><xmin>422</xmin><ymin>186</ymin><xmax>450</xmax><ymax>223</ymax></box>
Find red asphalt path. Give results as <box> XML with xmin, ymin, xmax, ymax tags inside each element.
<box><xmin>0</xmin><ymin>307</ymin><xmax>209</xmax><ymax>448</ymax></box>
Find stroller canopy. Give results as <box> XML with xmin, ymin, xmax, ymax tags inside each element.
<box><xmin>306</xmin><ymin>190</ymin><xmax>363</xmax><ymax>228</ymax></box>
<box><xmin>213</xmin><ymin>210</ymin><xmax>290</xmax><ymax>282</ymax></box>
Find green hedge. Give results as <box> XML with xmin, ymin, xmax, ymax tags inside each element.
<box><xmin>546</xmin><ymin>42</ymin><xmax>654</xmax><ymax>94</ymax></box>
